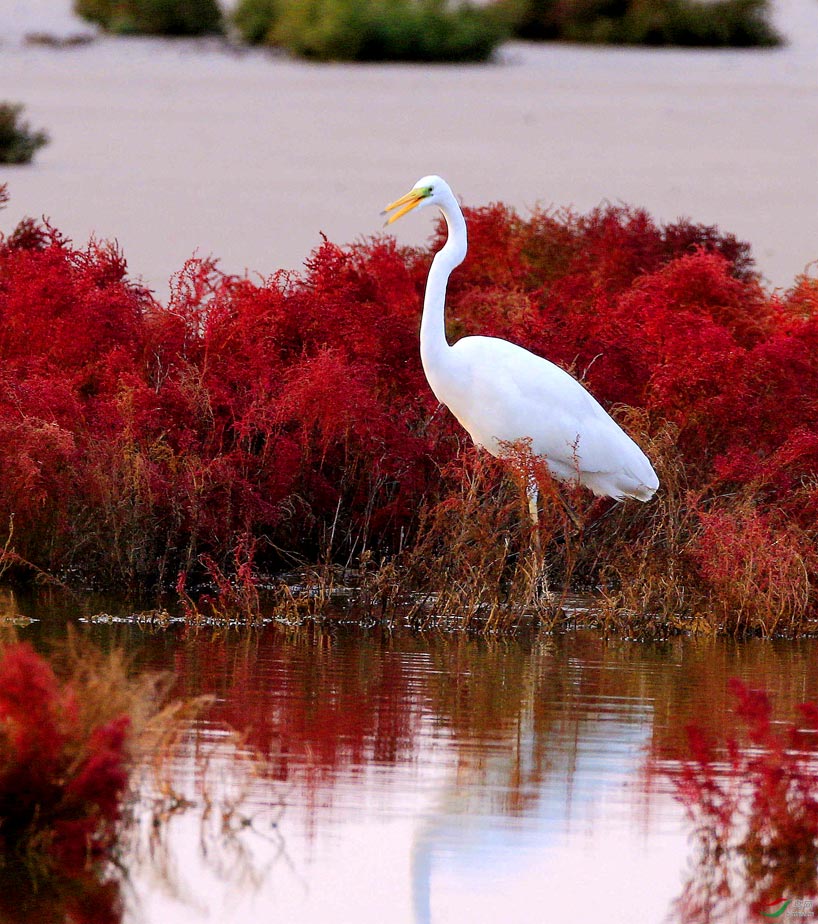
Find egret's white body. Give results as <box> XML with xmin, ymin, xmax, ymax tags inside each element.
<box><xmin>384</xmin><ymin>176</ymin><xmax>659</xmax><ymax>503</ymax></box>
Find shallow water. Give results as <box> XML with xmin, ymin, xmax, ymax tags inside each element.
<box><xmin>10</xmin><ymin>605</ymin><xmax>818</xmax><ymax>923</ymax></box>
<box><xmin>3</xmin><ymin>0</ymin><xmax>818</xmax><ymax>294</ymax></box>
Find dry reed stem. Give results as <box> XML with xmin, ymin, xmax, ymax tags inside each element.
<box><xmin>364</xmin><ymin>444</ymin><xmax>583</xmax><ymax>632</ymax></box>
<box><xmin>166</xmin><ymin>413</ymin><xmax>817</xmax><ymax>637</ymax></box>
<box><xmin>0</xmin><ymin>516</ymin><xmax>70</xmax><ymax>590</ymax></box>
<box><xmin>593</xmin><ymin>417</ymin><xmax>706</xmax><ymax>635</ymax></box>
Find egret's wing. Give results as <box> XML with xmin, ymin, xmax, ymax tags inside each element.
<box><xmin>452</xmin><ymin>336</ymin><xmax>643</xmax><ymax>477</ymax></box>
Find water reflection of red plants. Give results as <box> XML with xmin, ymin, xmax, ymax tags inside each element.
<box><xmin>167</xmin><ymin>630</ymin><xmax>683</xmax><ymax>814</ymax></box>
<box><xmin>174</xmin><ymin>630</ymin><xmax>421</xmax><ymax>788</ymax></box>
<box><xmin>2</xmin><ymin>186</ymin><xmax>817</xmax><ymax>622</ymax></box>
<box><xmin>137</xmin><ymin>629</ymin><xmax>818</xmax><ymax>919</ymax></box>
<box><xmin>665</xmin><ymin>679</ymin><xmax>818</xmax><ymax>922</ymax></box>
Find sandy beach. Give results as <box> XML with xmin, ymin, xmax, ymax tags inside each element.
<box><xmin>1</xmin><ymin>0</ymin><xmax>817</xmax><ymax>296</ymax></box>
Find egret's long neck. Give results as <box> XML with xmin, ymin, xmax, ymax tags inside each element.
<box><xmin>420</xmin><ymin>197</ymin><xmax>467</xmax><ymax>374</ymax></box>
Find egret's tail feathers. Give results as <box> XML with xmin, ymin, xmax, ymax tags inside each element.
<box><xmin>626</xmin><ymin>481</ymin><xmax>659</xmax><ymax>502</ymax></box>
<box><xmin>622</xmin><ymin>464</ymin><xmax>660</xmax><ymax>502</ymax></box>
<box><xmin>583</xmin><ymin>465</ymin><xmax>659</xmax><ymax>502</ymax></box>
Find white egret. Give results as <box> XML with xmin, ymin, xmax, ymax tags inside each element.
<box><xmin>383</xmin><ymin>175</ymin><xmax>659</xmax><ymax>520</ymax></box>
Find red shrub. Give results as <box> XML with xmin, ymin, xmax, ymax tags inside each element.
<box><xmin>0</xmin><ymin>196</ymin><xmax>816</xmax><ymax>613</ymax></box>
<box><xmin>0</xmin><ymin>644</ymin><xmax>130</xmax><ymax>865</ymax></box>
<box><xmin>692</xmin><ymin>505</ymin><xmax>814</xmax><ymax>634</ymax></box>
<box><xmin>672</xmin><ymin>679</ymin><xmax>818</xmax><ymax>917</ymax></box>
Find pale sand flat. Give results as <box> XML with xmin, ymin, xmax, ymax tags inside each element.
<box><xmin>1</xmin><ymin>0</ymin><xmax>816</xmax><ymax>297</ymax></box>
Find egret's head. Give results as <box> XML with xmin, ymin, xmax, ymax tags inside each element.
<box><xmin>383</xmin><ymin>175</ymin><xmax>452</xmax><ymax>225</ymax></box>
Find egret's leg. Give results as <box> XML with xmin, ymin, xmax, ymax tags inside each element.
<box><xmin>525</xmin><ymin>474</ymin><xmax>542</xmax><ymax>554</ymax></box>
<box><xmin>525</xmin><ymin>475</ymin><xmax>551</xmax><ymax>600</ymax></box>
<box><xmin>526</xmin><ymin>475</ymin><xmax>539</xmax><ymax>527</ymax></box>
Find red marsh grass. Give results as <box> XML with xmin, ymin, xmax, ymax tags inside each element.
<box><xmin>665</xmin><ymin>679</ymin><xmax>818</xmax><ymax>920</ymax></box>
<box><xmin>0</xmin><ymin>629</ymin><xmax>176</xmax><ymax>874</ymax></box>
<box><xmin>1</xmin><ymin>181</ymin><xmax>817</xmax><ymax>634</ymax></box>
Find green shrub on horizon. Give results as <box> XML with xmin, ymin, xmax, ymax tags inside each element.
<box><xmin>75</xmin><ymin>0</ymin><xmax>223</xmax><ymax>35</ymax></box>
<box><xmin>515</xmin><ymin>0</ymin><xmax>780</xmax><ymax>46</ymax></box>
<box><xmin>233</xmin><ymin>0</ymin><xmax>515</xmax><ymax>62</ymax></box>
<box><xmin>0</xmin><ymin>103</ymin><xmax>49</xmax><ymax>165</ymax></box>
<box><xmin>233</xmin><ymin>0</ymin><xmax>280</xmax><ymax>44</ymax></box>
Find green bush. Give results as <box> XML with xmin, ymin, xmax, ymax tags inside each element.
<box><xmin>515</xmin><ymin>0</ymin><xmax>780</xmax><ymax>46</ymax></box>
<box><xmin>233</xmin><ymin>0</ymin><xmax>515</xmax><ymax>62</ymax></box>
<box><xmin>0</xmin><ymin>104</ymin><xmax>49</xmax><ymax>165</ymax></box>
<box><xmin>233</xmin><ymin>0</ymin><xmax>280</xmax><ymax>44</ymax></box>
<box><xmin>74</xmin><ymin>0</ymin><xmax>222</xmax><ymax>35</ymax></box>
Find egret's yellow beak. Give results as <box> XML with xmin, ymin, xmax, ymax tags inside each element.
<box><xmin>382</xmin><ymin>187</ymin><xmax>427</xmax><ymax>226</ymax></box>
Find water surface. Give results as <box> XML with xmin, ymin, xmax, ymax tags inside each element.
<box><xmin>13</xmin><ymin>608</ymin><xmax>818</xmax><ymax>923</ymax></box>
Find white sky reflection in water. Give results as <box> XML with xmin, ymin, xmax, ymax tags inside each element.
<box><xmin>124</xmin><ymin>631</ymin><xmax>697</xmax><ymax>924</ymax></box>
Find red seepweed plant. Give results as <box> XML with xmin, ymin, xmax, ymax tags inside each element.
<box><xmin>176</xmin><ymin>534</ymin><xmax>262</xmax><ymax>625</ymax></box>
<box><xmin>2</xmin><ymin>184</ymin><xmax>818</xmax><ymax>631</ymax></box>
<box><xmin>0</xmin><ymin>641</ymin><xmax>128</xmax><ymax>866</ymax></box>
<box><xmin>672</xmin><ymin>678</ymin><xmax>818</xmax><ymax>918</ymax></box>
<box><xmin>0</xmin><ymin>634</ymin><xmax>172</xmax><ymax>876</ymax></box>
